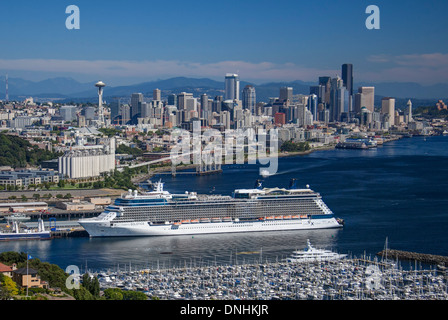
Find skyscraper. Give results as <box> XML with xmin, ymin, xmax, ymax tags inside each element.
<box><xmin>308</xmin><ymin>94</ymin><xmax>318</xmax><ymax>121</ymax></box>
<box><xmin>310</xmin><ymin>85</ymin><xmax>326</xmax><ymax>104</ymax></box>
<box><xmin>330</xmin><ymin>76</ymin><xmax>343</xmax><ymax>122</ymax></box>
<box><xmin>131</xmin><ymin>93</ymin><xmax>143</xmax><ymax>119</ymax></box>
<box><xmin>279</xmin><ymin>87</ymin><xmax>293</xmax><ymax>104</ymax></box>
<box><xmin>213</xmin><ymin>96</ymin><xmax>223</xmax><ymax>113</ymax></box>
<box><xmin>200</xmin><ymin>93</ymin><xmax>209</xmax><ymax>119</ymax></box>
<box><xmin>225</xmin><ymin>73</ymin><xmax>240</xmax><ymax>101</ymax></box>
<box><xmin>120</xmin><ymin>104</ymin><xmax>131</xmax><ymax>125</ymax></box>
<box><xmin>153</xmin><ymin>88</ymin><xmax>161</xmax><ymax>101</ymax></box>
<box><xmin>357</xmin><ymin>87</ymin><xmax>375</xmax><ymax>113</ymax></box>
<box><xmin>342</xmin><ymin>64</ymin><xmax>353</xmax><ymax>96</ymax></box>
<box><xmin>242</xmin><ymin>85</ymin><xmax>256</xmax><ymax>114</ymax></box>
<box><xmin>381</xmin><ymin>97</ymin><xmax>395</xmax><ymax>127</ymax></box>
<box><xmin>167</xmin><ymin>94</ymin><xmax>177</xmax><ymax>106</ymax></box>
<box><xmin>177</xmin><ymin>92</ymin><xmax>193</xmax><ymax>111</ymax></box>
<box><xmin>318</xmin><ymin>76</ymin><xmax>332</xmax><ymax>105</ymax></box>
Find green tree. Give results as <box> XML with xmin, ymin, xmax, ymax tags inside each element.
<box><xmin>71</xmin><ymin>286</ymin><xmax>94</xmax><ymax>300</ymax></box>
<box><xmin>0</xmin><ymin>251</ymin><xmax>27</xmax><ymax>265</ymax></box>
<box><xmin>280</xmin><ymin>140</ymin><xmax>310</xmax><ymax>152</ymax></box>
<box><xmin>103</xmin><ymin>288</ymin><xmax>124</xmax><ymax>300</ymax></box>
<box><xmin>0</xmin><ymin>274</ymin><xmax>19</xmax><ymax>297</ymax></box>
<box><xmin>122</xmin><ymin>290</ymin><xmax>147</xmax><ymax>300</ymax></box>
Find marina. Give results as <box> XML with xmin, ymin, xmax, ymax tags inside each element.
<box><xmin>95</xmin><ymin>253</ymin><xmax>448</xmax><ymax>300</ymax></box>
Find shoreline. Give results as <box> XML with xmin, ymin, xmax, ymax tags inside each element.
<box><xmin>138</xmin><ymin>135</ymin><xmax>404</xmax><ymax>181</ymax></box>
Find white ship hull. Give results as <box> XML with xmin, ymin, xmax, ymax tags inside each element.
<box><xmin>80</xmin><ymin>217</ymin><xmax>342</xmax><ymax>238</ymax></box>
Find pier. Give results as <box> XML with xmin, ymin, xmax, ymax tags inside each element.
<box><xmin>51</xmin><ymin>228</ymin><xmax>89</xmax><ymax>238</ymax></box>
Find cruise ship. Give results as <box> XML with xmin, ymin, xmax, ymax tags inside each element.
<box><xmin>78</xmin><ymin>179</ymin><xmax>343</xmax><ymax>238</ymax></box>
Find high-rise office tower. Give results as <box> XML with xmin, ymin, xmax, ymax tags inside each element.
<box><xmin>319</xmin><ymin>76</ymin><xmax>332</xmax><ymax>105</ymax></box>
<box><xmin>213</xmin><ymin>96</ymin><xmax>223</xmax><ymax>113</ymax></box>
<box><xmin>381</xmin><ymin>97</ymin><xmax>395</xmax><ymax>127</ymax></box>
<box><xmin>357</xmin><ymin>87</ymin><xmax>375</xmax><ymax>113</ymax></box>
<box><xmin>330</xmin><ymin>76</ymin><xmax>343</xmax><ymax>122</ymax></box>
<box><xmin>308</xmin><ymin>94</ymin><xmax>318</xmax><ymax>121</ymax></box>
<box><xmin>109</xmin><ymin>100</ymin><xmax>120</xmax><ymax>122</ymax></box>
<box><xmin>279</xmin><ymin>87</ymin><xmax>293</xmax><ymax>103</ymax></box>
<box><xmin>140</xmin><ymin>102</ymin><xmax>151</xmax><ymax>118</ymax></box>
<box><xmin>177</xmin><ymin>92</ymin><xmax>193</xmax><ymax>111</ymax></box>
<box><xmin>225</xmin><ymin>73</ymin><xmax>240</xmax><ymax>101</ymax></box>
<box><xmin>153</xmin><ymin>88</ymin><xmax>161</xmax><ymax>101</ymax></box>
<box><xmin>242</xmin><ymin>85</ymin><xmax>256</xmax><ymax>114</ymax></box>
<box><xmin>131</xmin><ymin>93</ymin><xmax>143</xmax><ymax>119</ymax></box>
<box><xmin>120</xmin><ymin>104</ymin><xmax>131</xmax><ymax>125</ymax></box>
<box><xmin>342</xmin><ymin>64</ymin><xmax>353</xmax><ymax>96</ymax></box>
<box><xmin>168</xmin><ymin>94</ymin><xmax>177</xmax><ymax>106</ymax></box>
<box><xmin>200</xmin><ymin>94</ymin><xmax>208</xmax><ymax>119</ymax></box>
<box><xmin>310</xmin><ymin>85</ymin><xmax>326</xmax><ymax>104</ymax></box>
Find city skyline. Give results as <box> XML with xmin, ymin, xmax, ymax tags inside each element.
<box><xmin>0</xmin><ymin>1</ymin><xmax>447</xmax><ymax>86</ymax></box>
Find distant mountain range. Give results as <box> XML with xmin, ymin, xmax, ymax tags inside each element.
<box><xmin>0</xmin><ymin>76</ymin><xmax>447</xmax><ymax>106</ymax></box>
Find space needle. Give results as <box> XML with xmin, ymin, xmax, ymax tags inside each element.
<box><xmin>95</xmin><ymin>81</ymin><xmax>106</xmax><ymax>127</ymax></box>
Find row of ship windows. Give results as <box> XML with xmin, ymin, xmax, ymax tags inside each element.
<box><xmin>122</xmin><ymin>206</ymin><xmax>322</xmax><ymax>214</ymax></box>
<box><xmin>172</xmin><ymin>221</ymin><xmax>317</xmax><ymax>229</ymax></box>
<box><xmin>121</xmin><ymin>208</ymin><xmax>323</xmax><ymax>216</ymax></box>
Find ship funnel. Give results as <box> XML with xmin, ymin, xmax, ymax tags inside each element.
<box><xmin>289</xmin><ymin>179</ymin><xmax>298</xmax><ymax>189</ymax></box>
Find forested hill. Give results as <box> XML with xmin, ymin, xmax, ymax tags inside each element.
<box><xmin>0</xmin><ymin>133</ymin><xmax>60</xmax><ymax>168</ymax></box>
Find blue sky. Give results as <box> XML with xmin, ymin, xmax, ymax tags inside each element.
<box><xmin>0</xmin><ymin>0</ymin><xmax>447</xmax><ymax>86</ymax></box>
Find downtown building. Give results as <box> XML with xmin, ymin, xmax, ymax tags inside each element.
<box><xmin>225</xmin><ymin>73</ymin><xmax>240</xmax><ymax>101</ymax></box>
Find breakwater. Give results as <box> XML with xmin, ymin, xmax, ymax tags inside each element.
<box><xmin>377</xmin><ymin>249</ymin><xmax>448</xmax><ymax>266</ymax></box>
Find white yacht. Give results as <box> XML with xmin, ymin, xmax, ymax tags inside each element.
<box><xmin>286</xmin><ymin>239</ymin><xmax>347</xmax><ymax>263</ymax></box>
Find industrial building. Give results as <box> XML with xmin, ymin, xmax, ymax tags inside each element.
<box><xmin>58</xmin><ymin>138</ymin><xmax>116</xmax><ymax>179</ymax></box>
